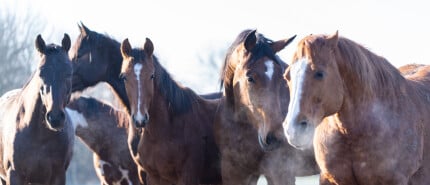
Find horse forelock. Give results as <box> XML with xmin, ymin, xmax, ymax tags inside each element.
<box><xmin>221</xmin><ymin>30</ymin><xmax>282</xmax><ymax>106</ymax></box>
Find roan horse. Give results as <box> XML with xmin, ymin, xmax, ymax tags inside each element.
<box><xmin>216</xmin><ymin>29</ymin><xmax>319</xmax><ymax>185</ymax></box>
<box><xmin>66</xmin><ymin>96</ymin><xmax>141</xmax><ymax>185</ymax></box>
<box><xmin>283</xmin><ymin>31</ymin><xmax>430</xmax><ymax>185</ymax></box>
<box><xmin>119</xmin><ymin>38</ymin><xmax>222</xmax><ymax>185</ymax></box>
<box><xmin>0</xmin><ymin>34</ymin><xmax>74</xmax><ymax>184</ymax></box>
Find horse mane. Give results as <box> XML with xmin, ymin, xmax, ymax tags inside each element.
<box><xmin>220</xmin><ymin>29</ymin><xmax>282</xmax><ymax>105</ymax></box>
<box><xmin>334</xmin><ymin>36</ymin><xmax>406</xmax><ymax>101</ymax></box>
<box><xmin>152</xmin><ymin>56</ymin><xmax>197</xmax><ymax>115</ymax></box>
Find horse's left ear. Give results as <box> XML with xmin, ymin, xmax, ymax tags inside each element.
<box><xmin>121</xmin><ymin>38</ymin><xmax>132</xmax><ymax>59</ymax></box>
<box><xmin>327</xmin><ymin>31</ymin><xmax>339</xmax><ymax>47</ymax></box>
<box><xmin>62</xmin><ymin>33</ymin><xmax>71</xmax><ymax>52</ymax></box>
<box><xmin>144</xmin><ymin>38</ymin><xmax>154</xmax><ymax>57</ymax></box>
<box><xmin>271</xmin><ymin>35</ymin><xmax>297</xmax><ymax>53</ymax></box>
<box><xmin>244</xmin><ymin>30</ymin><xmax>257</xmax><ymax>51</ymax></box>
<box><xmin>35</xmin><ymin>34</ymin><xmax>46</xmax><ymax>55</ymax></box>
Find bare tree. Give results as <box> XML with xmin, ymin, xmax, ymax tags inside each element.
<box><xmin>0</xmin><ymin>4</ymin><xmax>46</xmax><ymax>95</ymax></box>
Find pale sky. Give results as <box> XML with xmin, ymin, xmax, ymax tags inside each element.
<box><xmin>3</xmin><ymin>0</ymin><xmax>430</xmax><ymax>93</ymax></box>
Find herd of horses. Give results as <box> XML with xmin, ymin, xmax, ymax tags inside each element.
<box><xmin>0</xmin><ymin>22</ymin><xmax>429</xmax><ymax>185</ymax></box>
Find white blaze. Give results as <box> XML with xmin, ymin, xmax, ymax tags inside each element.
<box><xmin>284</xmin><ymin>58</ymin><xmax>308</xmax><ymax>136</ymax></box>
<box><xmin>134</xmin><ymin>63</ymin><xmax>145</xmax><ymax>122</ymax></box>
<box><xmin>65</xmin><ymin>108</ymin><xmax>89</xmax><ymax>129</ymax></box>
<box><xmin>265</xmin><ymin>60</ymin><xmax>274</xmax><ymax>80</ymax></box>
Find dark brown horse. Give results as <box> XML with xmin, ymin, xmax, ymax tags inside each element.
<box><xmin>119</xmin><ymin>38</ymin><xmax>221</xmax><ymax>185</ymax></box>
<box><xmin>216</xmin><ymin>29</ymin><xmax>319</xmax><ymax>185</ymax></box>
<box><xmin>66</xmin><ymin>96</ymin><xmax>142</xmax><ymax>185</ymax></box>
<box><xmin>0</xmin><ymin>34</ymin><xmax>74</xmax><ymax>184</ymax></box>
<box><xmin>283</xmin><ymin>31</ymin><xmax>430</xmax><ymax>185</ymax></box>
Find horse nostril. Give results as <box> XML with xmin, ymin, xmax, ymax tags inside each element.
<box><xmin>298</xmin><ymin>120</ymin><xmax>308</xmax><ymax>131</ymax></box>
<box><xmin>143</xmin><ymin>113</ymin><xmax>149</xmax><ymax>123</ymax></box>
<box><xmin>266</xmin><ymin>133</ymin><xmax>276</xmax><ymax>145</ymax></box>
<box><xmin>59</xmin><ymin>111</ymin><xmax>65</xmax><ymax>120</ymax></box>
<box><xmin>46</xmin><ymin>112</ymin><xmax>53</xmax><ymax>122</ymax></box>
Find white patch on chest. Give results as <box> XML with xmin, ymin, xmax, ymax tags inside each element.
<box><xmin>264</xmin><ymin>60</ymin><xmax>274</xmax><ymax>80</ymax></box>
<box><xmin>134</xmin><ymin>63</ymin><xmax>145</xmax><ymax>121</ymax></box>
<box><xmin>65</xmin><ymin>108</ymin><xmax>88</xmax><ymax>129</ymax></box>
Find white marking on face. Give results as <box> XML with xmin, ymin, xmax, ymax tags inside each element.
<box><xmin>265</xmin><ymin>60</ymin><xmax>274</xmax><ymax>80</ymax></box>
<box><xmin>133</xmin><ymin>63</ymin><xmax>145</xmax><ymax>122</ymax></box>
<box><xmin>283</xmin><ymin>58</ymin><xmax>308</xmax><ymax>137</ymax></box>
<box><xmin>65</xmin><ymin>108</ymin><xmax>89</xmax><ymax>129</ymax></box>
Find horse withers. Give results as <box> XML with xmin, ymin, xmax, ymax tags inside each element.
<box><xmin>283</xmin><ymin>31</ymin><xmax>430</xmax><ymax>184</ymax></box>
<box><xmin>0</xmin><ymin>34</ymin><xmax>74</xmax><ymax>185</ymax></box>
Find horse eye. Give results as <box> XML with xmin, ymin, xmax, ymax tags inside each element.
<box><xmin>314</xmin><ymin>71</ymin><xmax>324</xmax><ymax>80</ymax></box>
<box><xmin>150</xmin><ymin>74</ymin><xmax>155</xmax><ymax>80</ymax></box>
<box><xmin>247</xmin><ymin>76</ymin><xmax>255</xmax><ymax>83</ymax></box>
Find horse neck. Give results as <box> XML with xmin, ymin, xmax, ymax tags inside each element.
<box><xmin>19</xmin><ymin>74</ymin><xmax>46</xmax><ymax>129</ymax></box>
<box><xmin>103</xmin><ymin>40</ymin><xmax>131</xmax><ymax>113</ymax></box>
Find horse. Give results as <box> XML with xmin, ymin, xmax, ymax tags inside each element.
<box><xmin>70</xmin><ymin>23</ymin><xmax>222</xmax><ymax>184</ymax></box>
<box><xmin>119</xmin><ymin>38</ymin><xmax>222</xmax><ymax>185</ymax></box>
<box><xmin>215</xmin><ymin>29</ymin><xmax>319</xmax><ymax>185</ymax></box>
<box><xmin>66</xmin><ymin>96</ymin><xmax>142</xmax><ymax>185</ymax></box>
<box><xmin>282</xmin><ymin>31</ymin><xmax>430</xmax><ymax>185</ymax></box>
<box><xmin>398</xmin><ymin>63</ymin><xmax>426</xmax><ymax>76</ymax></box>
<box><xmin>0</xmin><ymin>34</ymin><xmax>75</xmax><ymax>184</ymax></box>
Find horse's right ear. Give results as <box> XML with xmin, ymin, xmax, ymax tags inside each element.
<box><xmin>244</xmin><ymin>29</ymin><xmax>257</xmax><ymax>51</ymax></box>
<box><xmin>327</xmin><ymin>31</ymin><xmax>339</xmax><ymax>47</ymax></box>
<box><xmin>121</xmin><ymin>38</ymin><xmax>132</xmax><ymax>58</ymax></box>
<box><xmin>144</xmin><ymin>38</ymin><xmax>154</xmax><ymax>57</ymax></box>
<box><xmin>35</xmin><ymin>34</ymin><xmax>46</xmax><ymax>55</ymax></box>
<box><xmin>80</xmin><ymin>22</ymin><xmax>90</xmax><ymax>36</ymax></box>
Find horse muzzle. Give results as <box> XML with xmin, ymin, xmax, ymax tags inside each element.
<box><xmin>46</xmin><ymin>110</ymin><xmax>66</xmax><ymax>131</ymax></box>
<box><xmin>132</xmin><ymin>113</ymin><xmax>149</xmax><ymax>128</ymax></box>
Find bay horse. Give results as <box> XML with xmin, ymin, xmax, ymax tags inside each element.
<box><xmin>119</xmin><ymin>38</ymin><xmax>222</xmax><ymax>185</ymax></box>
<box><xmin>216</xmin><ymin>29</ymin><xmax>319</xmax><ymax>185</ymax></box>
<box><xmin>66</xmin><ymin>96</ymin><xmax>142</xmax><ymax>185</ymax></box>
<box><xmin>70</xmin><ymin>23</ymin><xmax>222</xmax><ymax>184</ymax></box>
<box><xmin>283</xmin><ymin>31</ymin><xmax>430</xmax><ymax>185</ymax></box>
<box><xmin>0</xmin><ymin>34</ymin><xmax>74</xmax><ymax>184</ymax></box>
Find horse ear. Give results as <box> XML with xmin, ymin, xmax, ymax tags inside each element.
<box><xmin>271</xmin><ymin>35</ymin><xmax>297</xmax><ymax>53</ymax></box>
<box><xmin>80</xmin><ymin>22</ymin><xmax>90</xmax><ymax>36</ymax></box>
<box><xmin>327</xmin><ymin>31</ymin><xmax>339</xmax><ymax>47</ymax></box>
<box><xmin>244</xmin><ymin>29</ymin><xmax>257</xmax><ymax>51</ymax></box>
<box><xmin>62</xmin><ymin>33</ymin><xmax>71</xmax><ymax>52</ymax></box>
<box><xmin>144</xmin><ymin>38</ymin><xmax>154</xmax><ymax>57</ymax></box>
<box><xmin>121</xmin><ymin>38</ymin><xmax>132</xmax><ymax>58</ymax></box>
<box><xmin>35</xmin><ymin>34</ymin><xmax>46</xmax><ymax>55</ymax></box>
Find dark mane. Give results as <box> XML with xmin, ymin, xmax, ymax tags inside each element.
<box><xmin>334</xmin><ymin>36</ymin><xmax>406</xmax><ymax>101</ymax></box>
<box><xmin>152</xmin><ymin>56</ymin><xmax>197</xmax><ymax>114</ymax></box>
<box><xmin>92</xmin><ymin>32</ymin><xmax>123</xmax><ymax>72</ymax></box>
<box><xmin>220</xmin><ymin>29</ymin><xmax>282</xmax><ymax>105</ymax></box>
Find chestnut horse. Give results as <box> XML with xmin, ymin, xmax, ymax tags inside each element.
<box><xmin>119</xmin><ymin>38</ymin><xmax>221</xmax><ymax>185</ymax></box>
<box><xmin>216</xmin><ymin>29</ymin><xmax>319</xmax><ymax>185</ymax></box>
<box><xmin>283</xmin><ymin>32</ymin><xmax>430</xmax><ymax>185</ymax></box>
<box><xmin>0</xmin><ymin>34</ymin><xmax>74</xmax><ymax>184</ymax></box>
<box><xmin>66</xmin><ymin>96</ymin><xmax>142</xmax><ymax>185</ymax></box>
